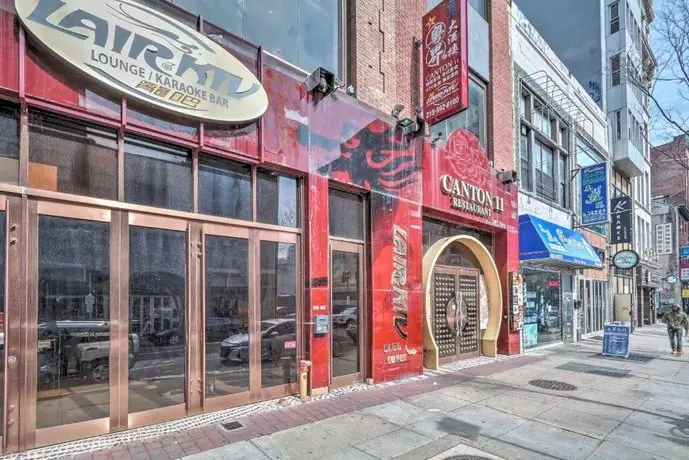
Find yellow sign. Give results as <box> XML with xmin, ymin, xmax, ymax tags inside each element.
<box><xmin>17</xmin><ymin>0</ymin><xmax>268</xmax><ymax>123</ymax></box>
<box><xmin>682</xmin><ymin>289</ymin><xmax>689</xmax><ymax>298</ymax></box>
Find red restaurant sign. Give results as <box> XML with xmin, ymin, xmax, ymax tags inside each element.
<box><xmin>422</xmin><ymin>0</ymin><xmax>469</xmax><ymax>125</ymax></box>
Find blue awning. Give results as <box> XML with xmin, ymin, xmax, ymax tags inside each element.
<box><xmin>519</xmin><ymin>214</ymin><xmax>603</xmax><ymax>269</ymax></box>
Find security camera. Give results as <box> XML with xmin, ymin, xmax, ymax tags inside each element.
<box><xmin>391</xmin><ymin>104</ymin><xmax>405</xmax><ymax>119</ymax></box>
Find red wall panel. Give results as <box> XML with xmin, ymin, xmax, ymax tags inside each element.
<box><xmin>0</xmin><ymin>9</ymin><xmax>18</xmax><ymax>94</ymax></box>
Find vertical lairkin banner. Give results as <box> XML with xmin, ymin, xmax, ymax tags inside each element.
<box><xmin>422</xmin><ymin>0</ymin><xmax>468</xmax><ymax>125</ymax></box>
<box><xmin>580</xmin><ymin>162</ymin><xmax>609</xmax><ymax>226</ymax></box>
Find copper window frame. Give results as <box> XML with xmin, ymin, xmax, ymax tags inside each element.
<box><xmin>254</xmin><ymin>230</ymin><xmax>301</xmax><ymax>399</ymax></box>
<box><xmin>125</xmin><ymin>212</ymin><xmax>191</xmax><ymax>429</ymax></box>
<box><xmin>329</xmin><ymin>240</ymin><xmax>366</xmax><ymax>388</ymax></box>
<box><xmin>29</xmin><ymin>201</ymin><xmax>113</xmax><ymax>448</ymax></box>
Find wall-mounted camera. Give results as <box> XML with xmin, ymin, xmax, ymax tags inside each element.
<box><xmin>305</xmin><ymin>67</ymin><xmax>340</xmax><ymax>96</ymax></box>
<box><xmin>497</xmin><ymin>169</ymin><xmax>517</xmax><ymax>184</ymax></box>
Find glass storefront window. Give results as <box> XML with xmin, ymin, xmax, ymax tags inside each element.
<box><xmin>522</xmin><ymin>269</ymin><xmax>562</xmax><ymax>349</ymax></box>
<box><xmin>205</xmin><ymin>235</ymin><xmax>250</xmax><ymax>397</ymax></box>
<box><xmin>329</xmin><ymin>189</ymin><xmax>364</xmax><ymax>240</ymax></box>
<box><xmin>124</xmin><ymin>137</ymin><xmax>193</xmax><ymax>212</ymax></box>
<box><xmin>0</xmin><ymin>104</ymin><xmax>19</xmax><ymax>184</ymax></box>
<box><xmin>257</xmin><ymin>171</ymin><xmax>299</xmax><ymax>228</ymax></box>
<box><xmin>260</xmin><ymin>241</ymin><xmax>297</xmax><ymax>388</ymax></box>
<box><xmin>199</xmin><ymin>156</ymin><xmax>253</xmax><ymax>221</ymax></box>
<box><xmin>29</xmin><ymin>113</ymin><xmax>117</xmax><ymax>199</ymax></box>
<box><xmin>128</xmin><ymin>227</ymin><xmax>186</xmax><ymax>413</ymax></box>
<box><xmin>37</xmin><ymin>216</ymin><xmax>110</xmax><ymax>429</ymax></box>
<box><xmin>430</xmin><ymin>78</ymin><xmax>487</xmax><ymax>147</ymax></box>
<box><xmin>331</xmin><ymin>250</ymin><xmax>360</xmax><ymax>378</ymax></box>
<box><xmin>173</xmin><ymin>0</ymin><xmax>343</xmax><ymax>78</ymax></box>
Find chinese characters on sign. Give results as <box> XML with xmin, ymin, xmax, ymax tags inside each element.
<box><xmin>580</xmin><ymin>163</ymin><xmax>609</xmax><ymax>226</ymax></box>
<box><xmin>610</xmin><ymin>195</ymin><xmax>632</xmax><ymax>244</ymax></box>
<box><xmin>656</xmin><ymin>223</ymin><xmax>673</xmax><ymax>255</ymax></box>
<box><xmin>602</xmin><ymin>324</ymin><xmax>630</xmax><ymax>358</ymax></box>
<box><xmin>422</xmin><ymin>0</ymin><xmax>468</xmax><ymax>125</ymax></box>
<box><xmin>510</xmin><ymin>273</ymin><xmax>525</xmax><ymax>331</ymax></box>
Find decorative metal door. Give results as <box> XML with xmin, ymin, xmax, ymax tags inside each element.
<box><xmin>431</xmin><ymin>266</ymin><xmax>480</xmax><ymax>360</ymax></box>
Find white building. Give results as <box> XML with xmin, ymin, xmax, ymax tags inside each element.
<box><xmin>512</xmin><ymin>3</ymin><xmax>611</xmax><ymax>348</ymax></box>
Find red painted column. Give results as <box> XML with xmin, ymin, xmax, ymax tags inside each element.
<box><xmin>304</xmin><ymin>174</ymin><xmax>330</xmax><ymax>392</ymax></box>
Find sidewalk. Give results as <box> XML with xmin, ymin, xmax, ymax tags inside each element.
<box><xmin>10</xmin><ymin>324</ymin><xmax>689</xmax><ymax>460</ymax></box>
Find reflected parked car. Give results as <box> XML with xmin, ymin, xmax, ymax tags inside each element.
<box><xmin>332</xmin><ymin>307</ymin><xmax>357</xmax><ymax>328</ymax></box>
<box><xmin>219</xmin><ymin>319</ymin><xmax>296</xmax><ymax>363</ymax></box>
<box><xmin>37</xmin><ymin>320</ymin><xmax>139</xmax><ymax>384</ymax></box>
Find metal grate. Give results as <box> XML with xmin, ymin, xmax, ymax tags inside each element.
<box><xmin>596</xmin><ymin>353</ymin><xmax>655</xmax><ymax>363</ymax></box>
<box><xmin>557</xmin><ymin>362</ymin><xmax>630</xmax><ymax>378</ymax></box>
<box><xmin>529</xmin><ymin>379</ymin><xmax>578</xmax><ymax>391</ymax></box>
<box><xmin>458</xmin><ymin>275</ymin><xmax>479</xmax><ymax>355</ymax></box>
<box><xmin>220</xmin><ymin>420</ymin><xmax>245</xmax><ymax>432</ymax></box>
<box><xmin>434</xmin><ymin>273</ymin><xmax>457</xmax><ymax>358</ymax></box>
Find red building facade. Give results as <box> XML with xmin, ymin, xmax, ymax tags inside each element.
<box><xmin>0</xmin><ymin>0</ymin><xmax>517</xmax><ymax>452</ymax></box>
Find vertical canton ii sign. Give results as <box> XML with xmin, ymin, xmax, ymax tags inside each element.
<box><xmin>422</xmin><ymin>0</ymin><xmax>469</xmax><ymax>125</ymax></box>
<box><xmin>580</xmin><ymin>162</ymin><xmax>609</xmax><ymax>226</ymax></box>
<box><xmin>17</xmin><ymin>0</ymin><xmax>269</xmax><ymax>123</ymax></box>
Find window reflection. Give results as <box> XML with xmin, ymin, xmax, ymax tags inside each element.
<box><xmin>36</xmin><ymin>216</ymin><xmax>110</xmax><ymax>429</ymax></box>
<box><xmin>29</xmin><ymin>113</ymin><xmax>118</xmax><ymax>199</ymax></box>
<box><xmin>206</xmin><ymin>235</ymin><xmax>250</xmax><ymax>397</ymax></box>
<box><xmin>430</xmin><ymin>78</ymin><xmax>487</xmax><ymax>147</ymax></box>
<box><xmin>331</xmin><ymin>251</ymin><xmax>360</xmax><ymax>378</ymax></box>
<box><xmin>257</xmin><ymin>171</ymin><xmax>299</xmax><ymax>228</ymax></box>
<box><xmin>260</xmin><ymin>242</ymin><xmax>297</xmax><ymax>388</ymax></box>
<box><xmin>199</xmin><ymin>156</ymin><xmax>253</xmax><ymax>221</ymax></box>
<box><xmin>329</xmin><ymin>189</ymin><xmax>364</xmax><ymax>240</ymax></box>
<box><xmin>124</xmin><ymin>137</ymin><xmax>193</xmax><ymax>212</ymax></box>
<box><xmin>128</xmin><ymin>227</ymin><xmax>186</xmax><ymax>413</ymax></box>
<box><xmin>0</xmin><ymin>104</ymin><xmax>19</xmax><ymax>184</ymax></box>
<box><xmin>173</xmin><ymin>0</ymin><xmax>342</xmax><ymax>77</ymax></box>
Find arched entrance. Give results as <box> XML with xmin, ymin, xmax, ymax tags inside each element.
<box><xmin>422</xmin><ymin>235</ymin><xmax>502</xmax><ymax>369</ymax></box>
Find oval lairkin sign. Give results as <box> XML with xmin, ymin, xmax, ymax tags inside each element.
<box><xmin>16</xmin><ymin>0</ymin><xmax>268</xmax><ymax>123</ymax></box>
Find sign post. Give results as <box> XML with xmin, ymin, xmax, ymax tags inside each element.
<box><xmin>580</xmin><ymin>162</ymin><xmax>609</xmax><ymax>226</ymax></box>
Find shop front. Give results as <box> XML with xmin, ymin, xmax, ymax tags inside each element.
<box><xmin>577</xmin><ymin>229</ymin><xmax>609</xmax><ymax>338</ymax></box>
<box><xmin>518</xmin><ymin>214</ymin><xmax>603</xmax><ymax>349</ymax></box>
<box><xmin>0</xmin><ymin>0</ymin><xmax>429</xmax><ymax>452</ymax></box>
<box><xmin>421</xmin><ymin>131</ymin><xmax>520</xmax><ymax>369</ymax></box>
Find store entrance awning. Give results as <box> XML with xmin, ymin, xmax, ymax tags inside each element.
<box><xmin>519</xmin><ymin>214</ymin><xmax>603</xmax><ymax>269</ymax></box>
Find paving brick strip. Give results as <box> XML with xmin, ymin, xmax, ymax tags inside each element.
<box><xmin>5</xmin><ymin>356</ymin><xmax>541</xmax><ymax>460</ymax></box>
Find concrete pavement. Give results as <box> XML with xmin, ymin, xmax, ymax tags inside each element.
<box><xmin>180</xmin><ymin>325</ymin><xmax>689</xmax><ymax>460</ymax></box>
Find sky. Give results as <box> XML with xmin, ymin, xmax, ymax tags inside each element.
<box><xmin>649</xmin><ymin>0</ymin><xmax>689</xmax><ymax>145</ymax></box>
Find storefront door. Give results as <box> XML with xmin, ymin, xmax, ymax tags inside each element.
<box><xmin>3</xmin><ymin>203</ymin><xmax>300</xmax><ymax>450</ymax></box>
<box><xmin>200</xmin><ymin>225</ymin><xmax>300</xmax><ymax>409</ymax></box>
<box><xmin>330</xmin><ymin>242</ymin><xmax>364</xmax><ymax>387</ymax></box>
<box><xmin>431</xmin><ymin>266</ymin><xmax>480</xmax><ymax>362</ymax></box>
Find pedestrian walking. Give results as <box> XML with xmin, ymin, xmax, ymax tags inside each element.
<box><xmin>662</xmin><ymin>304</ymin><xmax>689</xmax><ymax>356</ymax></box>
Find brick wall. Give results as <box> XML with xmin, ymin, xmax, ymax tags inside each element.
<box><xmin>349</xmin><ymin>0</ymin><xmax>399</xmax><ymax>115</ymax></box>
<box><xmin>488</xmin><ymin>0</ymin><xmax>513</xmax><ymax>171</ymax></box>
<box><xmin>651</xmin><ymin>136</ymin><xmax>689</xmax><ymax>206</ymax></box>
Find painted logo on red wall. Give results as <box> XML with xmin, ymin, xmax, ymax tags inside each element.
<box><xmin>422</xmin><ymin>0</ymin><xmax>468</xmax><ymax>125</ymax></box>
